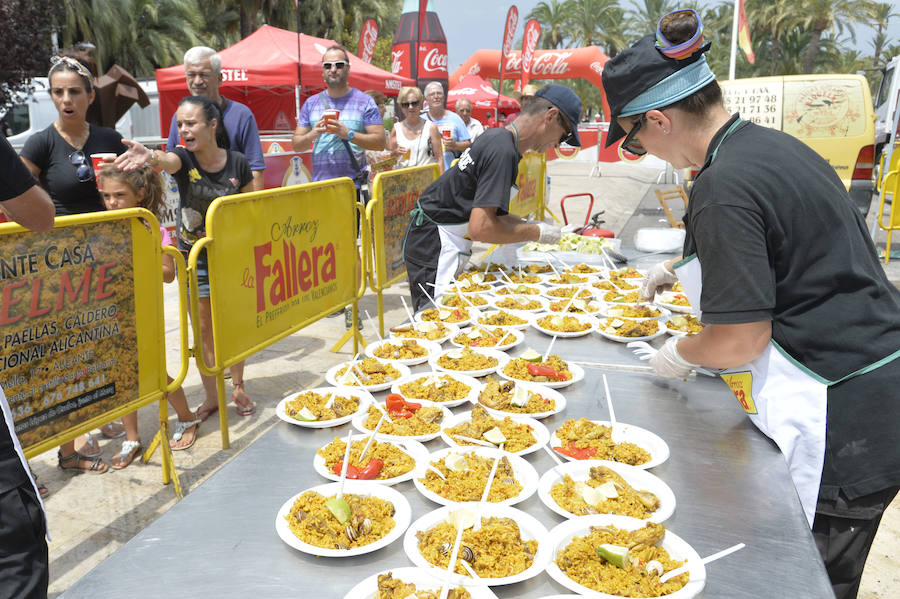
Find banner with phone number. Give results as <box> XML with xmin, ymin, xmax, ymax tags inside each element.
<box><xmin>0</xmin><ymin>220</ymin><xmax>139</xmax><ymax>448</ymax></box>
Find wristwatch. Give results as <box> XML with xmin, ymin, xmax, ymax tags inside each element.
<box><xmin>346</xmin><ymin>130</ymin><xmax>355</xmax><ymax>142</ymax></box>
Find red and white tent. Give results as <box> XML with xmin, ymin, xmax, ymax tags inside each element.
<box><xmin>155</xmin><ymin>25</ymin><xmax>414</xmax><ymax>136</ymax></box>
<box><xmin>447</xmin><ymin>74</ymin><xmax>520</xmax><ymax>123</ymax></box>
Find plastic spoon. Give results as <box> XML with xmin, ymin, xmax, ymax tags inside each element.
<box><xmin>399</xmin><ymin>295</ymin><xmax>416</xmax><ymax>324</ymax></box>
<box><xmin>542</xmin><ymin>336</ymin><xmax>558</xmax><ymax>362</ymax></box>
<box><xmin>363</xmin><ymin>310</ymin><xmax>382</xmax><ymax>340</ymax></box>
<box><xmin>358</xmin><ymin>412</ymin><xmax>386</xmax><ymax>462</ymax></box>
<box><xmin>602</xmin><ymin>374</ymin><xmax>618</xmax><ymax>442</ymax></box>
<box><xmin>473</xmin><ymin>443</ymin><xmax>504</xmax><ymax>531</ymax></box>
<box><xmin>451</xmin><ymin>434</ymin><xmax>497</xmax><ymax>448</ymax></box>
<box><xmin>325</xmin><ymin>429</ymin><xmax>354</xmax><ymax>524</ymax></box>
<box><xmin>439</xmin><ymin>508</ymin><xmax>476</xmax><ymax>599</ymax></box>
<box><xmin>658</xmin><ymin>542</ymin><xmax>746</xmax><ymax>583</ymax></box>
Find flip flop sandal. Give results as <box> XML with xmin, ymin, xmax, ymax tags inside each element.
<box><xmin>57</xmin><ymin>450</ymin><xmax>108</xmax><ymax>474</ymax></box>
<box><xmin>111</xmin><ymin>440</ymin><xmax>143</xmax><ymax>470</ymax></box>
<box><xmin>231</xmin><ymin>382</ymin><xmax>256</xmax><ymax>417</ymax></box>
<box><xmin>29</xmin><ymin>467</ymin><xmax>49</xmax><ymax>499</ymax></box>
<box><xmin>74</xmin><ymin>433</ymin><xmax>102</xmax><ymax>458</ymax></box>
<box><xmin>100</xmin><ymin>421</ymin><xmax>126</xmax><ymax>439</ymax></box>
<box><xmin>170</xmin><ymin>419</ymin><xmax>201</xmax><ymax>451</ymax></box>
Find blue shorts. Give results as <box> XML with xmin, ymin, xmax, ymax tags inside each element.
<box><xmin>180</xmin><ymin>244</ymin><xmax>210</xmax><ymax>299</ymax></box>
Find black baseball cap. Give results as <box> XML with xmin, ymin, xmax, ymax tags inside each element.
<box><xmin>602</xmin><ymin>33</ymin><xmax>712</xmax><ymax>147</ymax></box>
<box><xmin>535</xmin><ymin>84</ymin><xmax>582</xmax><ymax>147</ymax></box>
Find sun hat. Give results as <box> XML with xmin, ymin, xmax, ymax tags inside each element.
<box><xmin>602</xmin><ymin>11</ymin><xmax>715</xmax><ymax>148</ymax></box>
<box><xmin>535</xmin><ymin>84</ymin><xmax>582</xmax><ymax>147</ymax></box>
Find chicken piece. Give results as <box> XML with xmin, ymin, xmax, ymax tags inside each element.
<box><xmin>626</xmin><ymin>522</ymin><xmax>665</xmax><ymax>550</ymax></box>
<box><xmin>417</xmin><ymin>407</ymin><xmax>444</xmax><ymax>424</ymax></box>
<box><xmin>589</xmin><ymin>465</ymin><xmax>661</xmax><ymax>511</ymax></box>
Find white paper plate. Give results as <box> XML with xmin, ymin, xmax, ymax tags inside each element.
<box><xmin>654</xmin><ymin>292</ymin><xmax>693</xmax><ymax>313</ymax></box>
<box><xmin>471</xmin><ymin>380</ymin><xmax>567</xmax><ymax>420</ymax></box>
<box><xmin>531</xmin><ymin>313</ymin><xmax>598</xmax><ymax>338</ymax></box>
<box><xmin>429</xmin><ymin>348</ymin><xmax>511</xmax><ymax>378</ymax></box>
<box><xmin>664</xmin><ymin>314</ymin><xmax>703</xmax><ymax>337</ymax></box>
<box><xmin>537</xmin><ymin>460</ymin><xmax>676</xmax><ymax>522</ymax></box>
<box><xmin>545</xmin><ymin>514</ymin><xmax>706</xmax><ymax>599</ymax></box>
<box><xmin>352</xmin><ymin>405</ymin><xmax>453</xmax><ymax>443</ymax></box>
<box><xmin>415</xmin><ymin>306</ymin><xmax>474</xmax><ymax>328</ymax></box>
<box><xmin>413</xmin><ymin>446</ymin><xmax>539</xmax><ymax>507</ymax></box>
<box><xmin>490</xmin><ymin>294</ymin><xmax>549</xmax><ymax>314</ymax></box>
<box><xmin>436</xmin><ymin>293</ymin><xmax>494</xmax><ymax>309</ymax></box>
<box><xmin>391</xmin><ymin>372</ymin><xmax>483</xmax><ymax>409</ymax></box>
<box><xmin>601</xmin><ymin>303</ymin><xmax>671</xmax><ymax>321</ymax></box>
<box><xmin>343</xmin><ymin>567</ymin><xmax>498</xmax><ymax>599</ymax></box>
<box><xmin>608</xmin><ymin>267</ymin><xmax>647</xmax><ymax>280</ymax></box>
<box><xmin>595</xmin><ymin>319</ymin><xmax>667</xmax><ymax>343</ymax></box>
<box><xmin>440</xmin><ymin>410</ymin><xmax>550</xmax><ymax>457</ymax></box>
<box><xmin>364</xmin><ymin>338</ymin><xmax>443</xmax><ymax>366</ymax></box>
<box><xmin>275</xmin><ymin>482</ymin><xmax>411</xmax><ymax>558</ymax></box>
<box><xmin>497</xmin><ymin>360</ymin><xmax>586</xmax><ymax>389</ymax></box>
<box><xmin>388</xmin><ymin>321</ymin><xmax>459</xmax><ymax>345</ymax></box>
<box><xmin>276</xmin><ymin>386</ymin><xmax>373</xmax><ymax>429</ymax></box>
<box><xmin>493</xmin><ymin>284</ymin><xmax>544</xmax><ymax>296</ymax></box>
<box><xmin>403</xmin><ymin>503</ymin><xmax>552</xmax><ymax>586</ymax></box>
<box><xmin>325</xmin><ymin>360</ymin><xmax>412</xmax><ymax>392</ymax></box>
<box><xmin>545</xmin><ymin>298</ymin><xmax>604</xmax><ymax>315</ymax></box>
<box><xmin>313</xmin><ymin>438</ymin><xmax>429</xmax><ymax>485</ymax></box>
<box><xmin>471</xmin><ymin>310</ymin><xmax>532</xmax><ymax>330</ymax></box>
<box><xmin>542</xmin><ymin>274</ymin><xmax>599</xmax><ymax>288</ymax></box>
<box><xmin>448</xmin><ymin>326</ymin><xmax>524</xmax><ymax>352</ymax></box>
<box><xmin>549</xmin><ymin>420</ymin><xmax>670</xmax><ymax>469</ymax></box>
<box><xmin>541</xmin><ymin>287</ymin><xmax>596</xmax><ymax>302</ymax></box>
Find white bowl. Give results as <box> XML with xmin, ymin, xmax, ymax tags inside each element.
<box><xmin>440</xmin><ymin>410</ymin><xmax>550</xmax><ymax>457</ymax></box>
<box><xmin>276</xmin><ymin>386</ymin><xmax>373</xmax><ymax>429</ymax></box>
<box><xmin>490</xmin><ymin>294</ymin><xmax>549</xmax><ymax>314</ymax></box>
<box><xmin>595</xmin><ymin>318</ymin><xmax>667</xmax><ymax>343</ymax></box>
<box><xmin>429</xmin><ymin>347</ymin><xmax>511</xmax><ymax>378</ymax></box>
<box><xmin>415</xmin><ymin>306</ymin><xmax>474</xmax><ymax>328</ymax></box>
<box><xmin>549</xmin><ymin>420</ymin><xmax>670</xmax><ymax>469</ymax></box>
<box><xmin>325</xmin><ymin>360</ymin><xmax>412</xmax><ymax>392</ymax></box>
<box><xmin>545</xmin><ymin>514</ymin><xmax>706</xmax><ymax>599</ymax></box>
<box><xmin>313</xmin><ymin>438</ymin><xmax>429</xmax><ymax>486</ymax></box>
<box><xmin>471</xmin><ymin>310</ymin><xmax>532</xmax><ymax>330</ymax></box>
<box><xmin>537</xmin><ymin>459</ymin><xmax>676</xmax><ymax>522</ymax></box>
<box><xmin>403</xmin><ymin>503</ymin><xmax>552</xmax><ymax>586</ymax></box>
<box><xmin>448</xmin><ymin>326</ymin><xmax>524</xmax><ymax>352</ymax></box>
<box><xmin>531</xmin><ymin>313</ymin><xmax>598</xmax><ymax>338</ymax></box>
<box><xmin>390</xmin><ymin>372</ymin><xmax>483</xmax><ymax>409</ymax></box>
<box><xmin>470</xmin><ymin>380</ymin><xmax>567</xmax><ymax>420</ymax></box>
<box><xmin>364</xmin><ymin>338</ymin><xmax>442</xmax><ymax>366</ymax></box>
<box><xmin>601</xmin><ymin>303</ymin><xmax>671</xmax><ymax>321</ymax></box>
<box><xmin>413</xmin><ymin>446</ymin><xmax>539</xmax><ymax>506</ymax></box>
<box><xmin>497</xmin><ymin>360</ymin><xmax>586</xmax><ymax>389</ymax></box>
<box><xmin>343</xmin><ymin>567</ymin><xmax>498</xmax><ymax>599</ymax></box>
<box><xmin>352</xmin><ymin>404</ymin><xmax>453</xmax><ymax>443</ymax></box>
<box><xmin>493</xmin><ymin>283</ymin><xmax>544</xmax><ymax>297</ymax></box>
<box><xmin>387</xmin><ymin>321</ymin><xmax>459</xmax><ymax>345</ymax></box>
<box><xmin>274</xmin><ymin>481</ymin><xmax>411</xmax><ymax>557</ymax></box>
<box><xmin>654</xmin><ymin>291</ymin><xmax>694</xmax><ymax>313</ymax></box>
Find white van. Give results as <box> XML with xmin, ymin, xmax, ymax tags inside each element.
<box><xmin>2</xmin><ymin>77</ymin><xmax>161</xmax><ymax>150</ymax></box>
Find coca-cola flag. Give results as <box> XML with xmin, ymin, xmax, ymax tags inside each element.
<box><xmin>500</xmin><ymin>5</ymin><xmax>519</xmax><ymax>77</ymax></box>
<box><xmin>520</xmin><ymin>18</ymin><xmax>540</xmax><ymax>87</ymax></box>
<box><xmin>358</xmin><ymin>18</ymin><xmax>379</xmax><ymax>63</ymax></box>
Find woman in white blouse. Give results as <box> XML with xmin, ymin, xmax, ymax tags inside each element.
<box><xmin>389</xmin><ymin>86</ymin><xmax>443</xmax><ymax>172</ymax></box>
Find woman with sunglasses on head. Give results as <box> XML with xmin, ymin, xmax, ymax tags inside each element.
<box><xmin>18</xmin><ymin>56</ymin><xmax>127</xmax><ymax>475</ymax></box>
<box><xmin>115</xmin><ymin>95</ymin><xmax>256</xmax><ymax>422</ymax></box>
<box><xmin>389</xmin><ymin>86</ymin><xmax>443</xmax><ymax>172</ymax></box>
<box><xmin>604</xmin><ymin>10</ymin><xmax>900</xmax><ymax>599</ymax></box>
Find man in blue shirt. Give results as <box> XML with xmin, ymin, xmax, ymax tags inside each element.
<box><xmin>166</xmin><ymin>46</ymin><xmax>265</xmax><ymax>191</ymax></box>
<box><xmin>423</xmin><ymin>82</ymin><xmax>470</xmax><ymax>170</ymax></box>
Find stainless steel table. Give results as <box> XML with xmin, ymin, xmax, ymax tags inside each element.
<box><xmin>62</xmin><ymin>327</ymin><xmax>834</xmax><ymax>599</ymax></box>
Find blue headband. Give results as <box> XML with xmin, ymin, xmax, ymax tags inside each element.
<box><xmin>619</xmin><ymin>56</ymin><xmax>715</xmax><ymax>117</ymax></box>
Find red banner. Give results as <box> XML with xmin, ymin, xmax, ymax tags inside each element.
<box><xmin>521</xmin><ymin>18</ymin><xmax>541</xmax><ymax>88</ymax></box>
<box><xmin>500</xmin><ymin>5</ymin><xmax>519</xmax><ymax>77</ymax></box>
<box><xmin>358</xmin><ymin>18</ymin><xmax>379</xmax><ymax>64</ymax></box>
<box><xmin>737</xmin><ymin>0</ymin><xmax>755</xmax><ymax>64</ymax></box>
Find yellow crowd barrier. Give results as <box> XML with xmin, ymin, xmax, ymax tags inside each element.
<box><xmin>366</xmin><ymin>164</ymin><xmax>441</xmax><ymax>336</ymax></box>
<box><xmin>1</xmin><ymin>209</ymin><xmax>190</xmax><ymax>496</ymax></box>
<box><xmin>186</xmin><ymin>177</ymin><xmax>362</xmax><ymax>448</ymax></box>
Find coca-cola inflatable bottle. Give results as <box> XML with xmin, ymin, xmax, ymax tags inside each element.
<box><xmin>392</xmin><ymin>0</ymin><xmax>448</xmax><ymax>93</ymax></box>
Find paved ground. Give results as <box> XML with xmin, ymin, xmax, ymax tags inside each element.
<box><xmin>31</xmin><ymin>160</ymin><xmax>898</xmax><ymax>597</ymax></box>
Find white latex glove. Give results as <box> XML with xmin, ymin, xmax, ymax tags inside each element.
<box><xmin>641</xmin><ymin>261</ymin><xmax>678</xmax><ymax>301</ymax></box>
<box><xmin>645</xmin><ymin>336</ymin><xmax>698</xmax><ymax>379</ymax></box>
<box><xmin>537</xmin><ymin>222</ymin><xmax>562</xmax><ymax>245</ymax></box>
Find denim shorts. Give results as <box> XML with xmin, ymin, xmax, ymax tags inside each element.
<box><xmin>180</xmin><ymin>244</ymin><xmax>210</xmax><ymax>299</ymax></box>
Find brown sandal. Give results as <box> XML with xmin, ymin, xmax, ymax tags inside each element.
<box><xmin>231</xmin><ymin>381</ymin><xmax>256</xmax><ymax>416</ymax></box>
<box><xmin>58</xmin><ymin>450</ymin><xmax>108</xmax><ymax>474</ymax></box>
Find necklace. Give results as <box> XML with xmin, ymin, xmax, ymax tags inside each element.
<box><xmin>55</xmin><ymin>121</ymin><xmax>90</xmax><ymax>150</ymax></box>
<box><xmin>509</xmin><ymin>123</ymin><xmax>520</xmax><ymax>155</ymax></box>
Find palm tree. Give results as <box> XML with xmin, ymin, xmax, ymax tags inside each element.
<box><xmin>567</xmin><ymin>0</ymin><xmax>619</xmax><ymax>47</ymax></box>
<box><xmin>867</xmin><ymin>2</ymin><xmax>900</xmax><ymax>65</ymax></box>
<box><xmin>627</xmin><ymin>0</ymin><xmax>677</xmax><ymax>36</ymax></box>
<box><xmin>755</xmin><ymin>1</ymin><xmax>805</xmax><ymax>76</ymax></box>
<box><xmin>526</xmin><ymin>0</ymin><xmax>571</xmax><ymax>49</ymax></box>
<box><xmin>597</xmin><ymin>6</ymin><xmax>631</xmax><ymax>58</ymax></box>
<box><xmin>796</xmin><ymin>0</ymin><xmax>875</xmax><ymax>73</ymax></box>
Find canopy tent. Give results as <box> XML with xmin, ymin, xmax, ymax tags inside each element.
<box><xmin>447</xmin><ymin>74</ymin><xmax>520</xmax><ymax>123</ymax></box>
<box><xmin>450</xmin><ymin>46</ymin><xmax>610</xmax><ymax>121</ymax></box>
<box><xmin>155</xmin><ymin>25</ymin><xmax>414</xmax><ymax>136</ymax></box>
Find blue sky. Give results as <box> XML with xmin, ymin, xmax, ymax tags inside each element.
<box><xmin>435</xmin><ymin>1</ymin><xmax>900</xmax><ymax>75</ymax></box>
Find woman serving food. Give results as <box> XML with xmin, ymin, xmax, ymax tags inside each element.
<box><xmin>603</xmin><ymin>9</ymin><xmax>900</xmax><ymax>599</ymax></box>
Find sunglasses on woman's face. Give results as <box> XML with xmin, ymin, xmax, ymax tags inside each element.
<box><xmin>69</xmin><ymin>151</ymin><xmax>94</xmax><ymax>182</ymax></box>
<box><xmin>401</xmin><ymin>101</ymin><xmax>420</xmax><ymax>108</ymax></box>
<box><xmin>621</xmin><ymin>114</ymin><xmax>647</xmax><ymax>156</ymax></box>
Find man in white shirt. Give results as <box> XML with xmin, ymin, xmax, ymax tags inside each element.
<box><xmin>455</xmin><ymin>99</ymin><xmax>484</xmax><ymax>141</ymax></box>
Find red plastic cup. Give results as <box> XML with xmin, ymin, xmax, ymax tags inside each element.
<box><xmin>440</xmin><ymin>125</ymin><xmax>453</xmax><ymax>141</ymax></box>
<box><xmin>322</xmin><ymin>109</ymin><xmax>340</xmax><ymax>131</ymax></box>
<box><xmin>91</xmin><ymin>153</ymin><xmax>116</xmax><ymax>190</ymax></box>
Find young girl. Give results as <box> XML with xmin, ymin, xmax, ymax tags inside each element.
<box><xmin>99</xmin><ymin>164</ymin><xmax>203</xmax><ymax>468</ymax></box>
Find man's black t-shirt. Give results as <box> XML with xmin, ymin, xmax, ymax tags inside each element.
<box><xmin>685</xmin><ymin>115</ymin><xmax>900</xmax><ymax>380</ymax></box>
<box><xmin>20</xmin><ymin>124</ymin><xmax>125</xmax><ymax>215</ymax></box>
<box><xmin>417</xmin><ymin>127</ymin><xmax>520</xmax><ymax>223</ymax></box>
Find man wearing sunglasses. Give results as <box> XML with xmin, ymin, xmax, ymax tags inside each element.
<box><xmin>292</xmin><ymin>45</ymin><xmax>385</xmax><ymax>189</ymax></box>
<box><xmin>166</xmin><ymin>46</ymin><xmax>266</xmax><ymax>191</ymax></box>
<box><xmin>403</xmin><ymin>84</ymin><xmax>580</xmax><ymax>311</ymax></box>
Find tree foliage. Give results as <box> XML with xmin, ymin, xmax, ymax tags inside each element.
<box><xmin>0</xmin><ymin>0</ymin><xmax>65</xmax><ymax>110</ymax></box>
